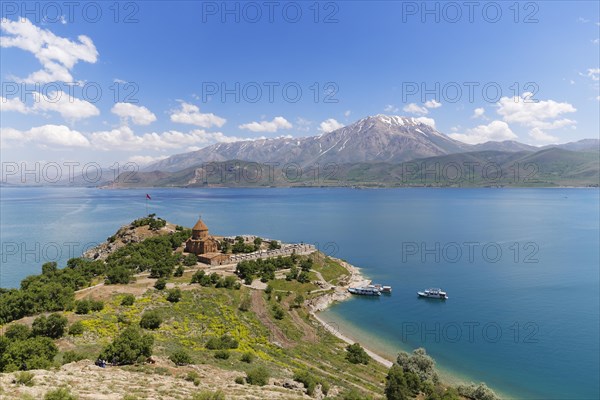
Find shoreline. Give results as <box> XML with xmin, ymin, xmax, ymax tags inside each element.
<box><xmin>307</xmin><ymin>257</ymin><xmax>393</xmax><ymax>368</ymax></box>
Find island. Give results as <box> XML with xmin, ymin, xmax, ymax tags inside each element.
<box><xmin>0</xmin><ymin>215</ymin><xmax>500</xmax><ymax>400</ymax></box>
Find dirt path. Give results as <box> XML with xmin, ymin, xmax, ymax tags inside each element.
<box><xmin>249</xmin><ymin>290</ymin><xmax>294</xmax><ymax>348</ymax></box>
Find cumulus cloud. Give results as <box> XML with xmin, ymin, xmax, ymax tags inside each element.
<box><xmin>1</xmin><ymin>124</ymin><xmax>91</xmax><ymax>148</ymax></box>
<box><xmin>496</xmin><ymin>92</ymin><xmax>576</xmax><ymax>133</ymax></box>
<box><xmin>471</xmin><ymin>107</ymin><xmax>485</xmax><ymax>118</ymax></box>
<box><xmin>32</xmin><ymin>91</ymin><xmax>100</xmax><ymax>121</ymax></box>
<box><xmin>318</xmin><ymin>118</ymin><xmax>344</xmax><ymax>133</ymax></box>
<box><xmin>111</xmin><ymin>103</ymin><xmax>157</xmax><ymax>126</ymax></box>
<box><xmin>424</xmin><ymin>99</ymin><xmax>442</xmax><ymax>109</ymax></box>
<box><xmin>528</xmin><ymin>127</ymin><xmax>558</xmax><ymax>144</ymax></box>
<box><xmin>0</xmin><ymin>18</ymin><xmax>98</xmax><ymax>83</ymax></box>
<box><xmin>0</xmin><ymin>96</ymin><xmax>28</xmax><ymax>113</ymax></box>
<box><xmin>448</xmin><ymin>120</ymin><xmax>517</xmax><ymax>144</ymax></box>
<box><xmin>344</xmin><ymin>110</ymin><xmax>351</xmax><ymax>117</ymax></box>
<box><xmin>170</xmin><ymin>102</ymin><xmax>226</xmax><ymax>128</ymax></box>
<box><xmin>414</xmin><ymin>117</ymin><xmax>436</xmax><ymax>128</ymax></box>
<box><xmin>403</xmin><ymin>103</ymin><xmax>428</xmax><ymax>115</ymax></box>
<box><xmin>239</xmin><ymin>116</ymin><xmax>292</xmax><ymax>132</ymax></box>
<box><xmin>384</xmin><ymin>104</ymin><xmax>399</xmax><ymax>113</ymax></box>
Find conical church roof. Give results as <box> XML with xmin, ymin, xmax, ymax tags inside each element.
<box><xmin>192</xmin><ymin>218</ymin><xmax>208</xmax><ymax>231</ymax></box>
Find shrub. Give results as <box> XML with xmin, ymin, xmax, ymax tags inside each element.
<box><xmin>174</xmin><ymin>265</ymin><xmax>185</xmax><ymax>277</ymax></box>
<box><xmin>32</xmin><ymin>313</ymin><xmax>68</xmax><ymax>339</ymax></box>
<box><xmin>169</xmin><ymin>349</ymin><xmax>192</xmax><ymax>366</ymax></box>
<box><xmin>396</xmin><ymin>348</ymin><xmax>438</xmax><ymax>384</ymax></box>
<box><xmin>457</xmin><ymin>383</ymin><xmax>501</xmax><ymax>400</ymax></box>
<box><xmin>235</xmin><ymin>376</ymin><xmax>245</xmax><ymax>384</ymax></box>
<box><xmin>0</xmin><ymin>336</ymin><xmax>57</xmax><ymax>372</ymax></box>
<box><xmin>293</xmin><ymin>370</ymin><xmax>317</xmax><ymax>395</ymax></box>
<box><xmin>385</xmin><ymin>364</ymin><xmax>411</xmax><ymax>400</ymax></box>
<box><xmin>154</xmin><ymin>278</ymin><xmax>167</xmax><ymax>290</ymax></box>
<box><xmin>62</xmin><ymin>351</ymin><xmax>86</xmax><ymax>364</ymax></box>
<box><xmin>14</xmin><ymin>371</ymin><xmax>35</xmax><ymax>386</ymax></box>
<box><xmin>68</xmin><ymin>321</ymin><xmax>84</xmax><ymax>336</ymax></box>
<box><xmin>166</xmin><ymin>288</ymin><xmax>182</xmax><ymax>303</ymax></box>
<box><xmin>321</xmin><ymin>381</ymin><xmax>330</xmax><ymax>395</ymax></box>
<box><xmin>74</xmin><ymin>300</ymin><xmax>90</xmax><ymax>315</ymax></box>
<box><xmin>44</xmin><ymin>387</ymin><xmax>77</xmax><ymax>400</ymax></box>
<box><xmin>185</xmin><ymin>371</ymin><xmax>201</xmax><ymax>386</ymax></box>
<box><xmin>190</xmin><ymin>390</ymin><xmax>225</xmax><ymax>400</ymax></box>
<box><xmin>240</xmin><ymin>352</ymin><xmax>254</xmax><ymax>363</ymax></box>
<box><xmin>205</xmin><ymin>334</ymin><xmax>238</xmax><ymax>350</ymax></box>
<box><xmin>4</xmin><ymin>324</ymin><xmax>31</xmax><ymax>340</ymax></box>
<box><xmin>139</xmin><ymin>310</ymin><xmax>162</xmax><ymax>330</ymax></box>
<box><xmin>246</xmin><ymin>366</ymin><xmax>269</xmax><ymax>386</ymax></box>
<box><xmin>98</xmin><ymin>326</ymin><xmax>153</xmax><ymax>365</ymax></box>
<box><xmin>183</xmin><ymin>254</ymin><xmax>198</xmax><ymax>266</ymax></box>
<box><xmin>190</xmin><ymin>270</ymin><xmax>206</xmax><ymax>283</ymax></box>
<box><xmin>238</xmin><ymin>296</ymin><xmax>251</xmax><ymax>312</ymax></box>
<box><xmin>272</xmin><ymin>305</ymin><xmax>285</xmax><ymax>320</ymax></box>
<box><xmin>345</xmin><ymin>343</ymin><xmax>370</xmax><ymax>365</ymax></box>
<box><xmin>120</xmin><ymin>294</ymin><xmax>135</xmax><ymax>306</ymax></box>
<box><xmin>214</xmin><ymin>350</ymin><xmax>230</xmax><ymax>359</ymax></box>
<box><xmin>89</xmin><ymin>300</ymin><xmax>104</xmax><ymax>312</ymax></box>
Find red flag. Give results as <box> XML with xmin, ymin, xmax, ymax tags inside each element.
<box><xmin>146</xmin><ymin>194</ymin><xmax>151</xmax><ymax>200</ymax></box>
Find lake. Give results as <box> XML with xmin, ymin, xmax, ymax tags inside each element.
<box><xmin>1</xmin><ymin>187</ymin><xmax>598</xmax><ymax>399</ymax></box>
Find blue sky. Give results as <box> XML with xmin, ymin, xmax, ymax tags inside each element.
<box><xmin>1</xmin><ymin>1</ymin><xmax>599</xmax><ymax>167</ymax></box>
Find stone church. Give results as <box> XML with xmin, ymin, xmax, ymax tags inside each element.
<box><xmin>185</xmin><ymin>217</ymin><xmax>230</xmax><ymax>265</ymax></box>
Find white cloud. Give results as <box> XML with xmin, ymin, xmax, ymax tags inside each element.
<box><xmin>384</xmin><ymin>104</ymin><xmax>399</xmax><ymax>113</ymax></box>
<box><xmin>111</xmin><ymin>103</ymin><xmax>157</xmax><ymax>126</ymax></box>
<box><xmin>90</xmin><ymin>126</ymin><xmax>249</xmax><ymax>151</ymax></box>
<box><xmin>528</xmin><ymin>128</ymin><xmax>558</xmax><ymax>144</ymax></box>
<box><xmin>127</xmin><ymin>155</ymin><xmax>168</xmax><ymax>166</ymax></box>
<box><xmin>1</xmin><ymin>124</ymin><xmax>90</xmax><ymax>148</ymax></box>
<box><xmin>472</xmin><ymin>107</ymin><xmax>485</xmax><ymax>118</ymax></box>
<box><xmin>585</xmin><ymin>68</ymin><xmax>600</xmax><ymax>81</ymax></box>
<box><xmin>344</xmin><ymin>110</ymin><xmax>351</xmax><ymax>117</ymax></box>
<box><xmin>448</xmin><ymin>120</ymin><xmax>517</xmax><ymax>144</ymax></box>
<box><xmin>414</xmin><ymin>117</ymin><xmax>436</xmax><ymax>128</ymax></box>
<box><xmin>497</xmin><ymin>92</ymin><xmax>576</xmax><ymax>129</ymax></box>
<box><xmin>424</xmin><ymin>99</ymin><xmax>442</xmax><ymax>109</ymax></box>
<box><xmin>170</xmin><ymin>102</ymin><xmax>226</xmax><ymax>128</ymax></box>
<box><xmin>403</xmin><ymin>103</ymin><xmax>428</xmax><ymax>115</ymax></box>
<box><xmin>32</xmin><ymin>91</ymin><xmax>99</xmax><ymax>121</ymax></box>
<box><xmin>0</xmin><ymin>96</ymin><xmax>28</xmax><ymax>113</ymax></box>
<box><xmin>239</xmin><ymin>116</ymin><xmax>292</xmax><ymax>133</ymax></box>
<box><xmin>295</xmin><ymin>117</ymin><xmax>313</xmax><ymax>132</ymax></box>
<box><xmin>318</xmin><ymin>118</ymin><xmax>344</xmax><ymax>133</ymax></box>
<box><xmin>0</xmin><ymin>18</ymin><xmax>98</xmax><ymax>83</ymax></box>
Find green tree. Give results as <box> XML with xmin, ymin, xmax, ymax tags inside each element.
<box><xmin>120</xmin><ymin>294</ymin><xmax>135</xmax><ymax>306</ymax></box>
<box><xmin>385</xmin><ymin>365</ymin><xmax>410</xmax><ymax>400</ymax></box>
<box><xmin>68</xmin><ymin>321</ymin><xmax>84</xmax><ymax>336</ymax></box>
<box><xmin>166</xmin><ymin>288</ymin><xmax>182</xmax><ymax>303</ymax></box>
<box><xmin>169</xmin><ymin>349</ymin><xmax>192</xmax><ymax>366</ymax></box>
<box><xmin>99</xmin><ymin>326</ymin><xmax>153</xmax><ymax>365</ymax></box>
<box><xmin>246</xmin><ymin>366</ymin><xmax>269</xmax><ymax>386</ymax></box>
<box><xmin>154</xmin><ymin>278</ymin><xmax>167</xmax><ymax>290</ymax></box>
<box><xmin>0</xmin><ymin>336</ymin><xmax>58</xmax><ymax>372</ymax></box>
<box><xmin>139</xmin><ymin>310</ymin><xmax>162</xmax><ymax>330</ymax></box>
<box><xmin>183</xmin><ymin>253</ymin><xmax>198</xmax><ymax>266</ymax></box>
<box><xmin>4</xmin><ymin>324</ymin><xmax>31</xmax><ymax>340</ymax></box>
<box><xmin>32</xmin><ymin>313</ymin><xmax>68</xmax><ymax>339</ymax></box>
<box><xmin>345</xmin><ymin>343</ymin><xmax>370</xmax><ymax>365</ymax></box>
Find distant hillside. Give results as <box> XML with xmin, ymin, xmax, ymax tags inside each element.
<box><xmin>106</xmin><ymin>148</ymin><xmax>599</xmax><ymax>188</ymax></box>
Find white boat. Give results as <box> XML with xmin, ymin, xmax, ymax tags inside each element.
<box><xmin>417</xmin><ymin>288</ymin><xmax>448</xmax><ymax>299</ymax></box>
<box><xmin>348</xmin><ymin>286</ymin><xmax>381</xmax><ymax>296</ymax></box>
<box><xmin>368</xmin><ymin>284</ymin><xmax>392</xmax><ymax>293</ymax></box>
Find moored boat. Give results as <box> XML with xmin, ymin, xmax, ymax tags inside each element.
<box><xmin>348</xmin><ymin>286</ymin><xmax>381</xmax><ymax>296</ymax></box>
<box><xmin>417</xmin><ymin>288</ymin><xmax>448</xmax><ymax>299</ymax></box>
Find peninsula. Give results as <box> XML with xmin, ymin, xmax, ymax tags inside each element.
<box><xmin>0</xmin><ymin>215</ymin><xmax>500</xmax><ymax>400</ymax></box>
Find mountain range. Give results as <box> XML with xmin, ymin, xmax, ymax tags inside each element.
<box><xmin>145</xmin><ymin>115</ymin><xmax>598</xmax><ymax>173</ymax></box>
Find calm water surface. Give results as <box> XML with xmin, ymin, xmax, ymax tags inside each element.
<box><xmin>1</xmin><ymin>187</ymin><xmax>598</xmax><ymax>399</ymax></box>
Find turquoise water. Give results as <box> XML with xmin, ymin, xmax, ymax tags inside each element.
<box><xmin>1</xmin><ymin>187</ymin><xmax>598</xmax><ymax>399</ymax></box>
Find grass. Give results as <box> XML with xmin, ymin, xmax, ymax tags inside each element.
<box><xmin>9</xmin><ymin>252</ymin><xmax>387</xmax><ymax>399</ymax></box>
